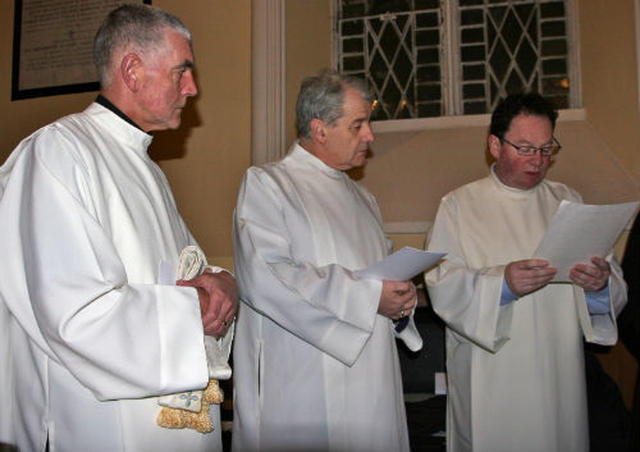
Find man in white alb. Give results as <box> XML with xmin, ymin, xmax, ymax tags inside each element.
<box><xmin>425</xmin><ymin>93</ymin><xmax>627</xmax><ymax>452</ymax></box>
<box><xmin>232</xmin><ymin>69</ymin><xmax>421</xmax><ymax>452</ymax></box>
<box><xmin>0</xmin><ymin>5</ymin><xmax>237</xmax><ymax>452</ymax></box>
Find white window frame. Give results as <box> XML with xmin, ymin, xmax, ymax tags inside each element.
<box><xmin>332</xmin><ymin>0</ymin><xmax>583</xmax><ymax>134</ymax></box>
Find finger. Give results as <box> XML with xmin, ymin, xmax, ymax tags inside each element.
<box><xmin>570</xmin><ymin>267</ymin><xmax>607</xmax><ymax>289</ymax></box>
<box><xmin>176</xmin><ymin>278</ymin><xmax>198</xmax><ymax>287</ymax></box>
<box><xmin>516</xmin><ymin>258</ymin><xmax>551</xmax><ymax>270</ymax></box>
<box><xmin>590</xmin><ymin>256</ymin><xmax>608</xmax><ymax>267</ymax></box>
<box><xmin>216</xmin><ymin>299</ymin><xmax>235</xmax><ymax>327</ymax></box>
<box><xmin>202</xmin><ymin>317</ymin><xmax>222</xmax><ymax>337</ymax></box>
<box><xmin>202</xmin><ymin>294</ymin><xmax>223</xmax><ymax>325</ymax></box>
<box><xmin>512</xmin><ymin>269</ymin><xmax>556</xmax><ymax>289</ymax></box>
<box><xmin>571</xmin><ymin>263</ymin><xmax>606</xmax><ymax>281</ymax></box>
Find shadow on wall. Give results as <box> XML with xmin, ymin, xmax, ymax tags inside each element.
<box><xmin>148</xmin><ymin>97</ymin><xmax>202</xmax><ymax>162</ymax></box>
<box><xmin>357</xmin><ymin>120</ymin><xmax>639</xmax><ymax>224</ymax></box>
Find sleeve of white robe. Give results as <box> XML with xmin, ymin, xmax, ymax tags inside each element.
<box><xmin>425</xmin><ymin>193</ymin><xmax>514</xmax><ymax>353</ymax></box>
<box><xmin>0</xmin><ymin>128</ymin><xmax>209</xmax><ymax>401</ymax></box>
<box><xmin>233</xmin><ymin>167</ymin><xmax>382</xmax><ymax>366</ymax></box>
<box><xmin>575</xmin><ymin>253</ymin><xmax>627</xmax><ymax>346</ymax></box>
<box><xmin>426</xmin><ymin>191</ymin><xmax>626</xmax><ymax>352</ymax></box>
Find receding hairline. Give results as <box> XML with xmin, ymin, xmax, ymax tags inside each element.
<box><xmin>93</xmin><ymin>4</ymin><xmax>192</xmax><ymax>86</ymax></box>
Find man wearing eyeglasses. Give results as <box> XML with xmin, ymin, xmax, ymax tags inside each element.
<box><xmin>424</xmin><ymin>93</ymin><xmax>627</xmax><ymax>452</ymax></box>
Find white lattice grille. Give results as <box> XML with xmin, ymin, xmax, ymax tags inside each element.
<box><xmin>337</xmin><ymin>1</ymin><xmax>443</xmax><ymax>120</ymax></box>
<box><xmin>460</xmin><ymin>0</ymin><xmax>571</xmax><ymax>114</ymax></box>
<box><xmin>335</xmin><ymin>0</ymin><xmax>575</xmax><ymax>119</ymax></box>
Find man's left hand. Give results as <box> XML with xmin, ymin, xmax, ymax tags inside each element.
<box><xmin>569</xmin><ymin>256</ymin><xmax>610</xmax><ymax>292</ymax></box>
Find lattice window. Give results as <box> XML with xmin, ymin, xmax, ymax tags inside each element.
<box><xmin>335</xmin><ymin>0</ymin><xmax>577</xmax><ymax>120</ymax></box>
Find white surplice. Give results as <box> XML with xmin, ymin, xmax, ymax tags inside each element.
<box><xmin>424</xmin><ymin>169</ymin><xmax>627</xmax><ymax>452</ymax></box>
<box><xmin>0</xmin><ymin>103</ymin><xmax>230</xmax><ymax>452</ymax></box>
<box><xmin>232</xmin><ymin>143</ymin><xmax>411</xmax><ymax>452</ymax></box>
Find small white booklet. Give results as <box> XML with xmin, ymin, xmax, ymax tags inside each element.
<box><xmin>533</xmin><ymin>200</ymin><xmax>639</xmax><ymax>282</ymax></box>
<box><xmin>354</xmin><ymin>246</ymin><xmax>446</xmax><ymax>281</ymax></box>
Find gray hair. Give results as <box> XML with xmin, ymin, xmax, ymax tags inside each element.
<box><xmin>295</xmin><ymin>69</ymin><xmax>373</xmax><ymax>139</ymax></box>
<box><xmin>94</xmin><ymin>4</ymin><xmax>191</xmax><ymax>87</ymax></box>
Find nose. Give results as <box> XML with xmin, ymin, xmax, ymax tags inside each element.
<box><xmin>182</xmin><ymin>71</ymin><xmax>198</xmax><ymax>97</ymax></box>
<box><xmin>530</xmin><ymin>149</ymin><xmax>544</xmax><ymax>166</ymax></box>
<box><xmin>362</xmin><ymin>122</ymin><xmax>375</xmax><ymax>143</ymax></box>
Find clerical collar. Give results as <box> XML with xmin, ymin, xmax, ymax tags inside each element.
<box><xmin>95</xmin><ymin>95</ymin><xmax>149</xmax><ymax>134</ymax></box>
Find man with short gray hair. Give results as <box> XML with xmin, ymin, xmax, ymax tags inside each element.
<box><xmin>232</xmin><ymin>69</ymin><xmax>420</xmax><ymax>451</ymax></box>
<box><xmin>0</xmin><ymin>4</ymin><xmax>237</xmax><ymax>452</ymax></box>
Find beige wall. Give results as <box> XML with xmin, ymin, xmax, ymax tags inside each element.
<box><xmin>151</xmin><ymin>0</ymin><xmax>251</xmax><ymax>270</ymax></box>
<box><xmin>1</xmin><ymin>0</ymin><xmax>638</xmax><ymax>407</ymax></box>
<box><xmin>285</xmin><ymin>0</ymin><xmax>333</xmax><ymax>144</ymax></box>
<box><xmin>283</xmin><ymin>0</ymin><xmax>640</xmax><ymax>226</ymax></box>
<box><xmin>283</xmin><ymin>0</ymin><xmax>640</xmax><ymax>408</ymax></box>
<box><xmin>0</xmin><ymin>0</ymin><xmax>251</xmax><ymax>270</ymax></box>
<box><xmin>580</xmin><ymin>0</ymin><xmax>640</xmax><ymax>179</ymax></box>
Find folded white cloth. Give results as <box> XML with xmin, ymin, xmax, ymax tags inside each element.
<box><xmin>158</xmin><ymin>246</ymin><xmax>232</xmax><ymax>413</ymax></box>
<box><xmin>394</xmin><ymin>312</ymin><xmax>423</xmax><ymax>352</ymax></box>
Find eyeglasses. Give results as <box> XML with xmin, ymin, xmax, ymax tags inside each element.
<box><xmin>501</xmin><ymin>137</ymin><xmax>562</xmax><ymax>157</ymax></box>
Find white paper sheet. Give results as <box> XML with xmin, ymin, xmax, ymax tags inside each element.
<box><xmin>533</xmin><ymin>200</ymin><xmax>639</xmax><ymax>282</ymax></box>
<box><xmin>354</xmin><ymin>246</ymin><xmax>446</xmax><ymax>281</ymax></box>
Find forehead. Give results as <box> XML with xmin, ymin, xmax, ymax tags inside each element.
<box><xmin>153</xmin><ymin>28</ymin><xmax>194</xmax><ymax>65</ymax></box>
<box><xmin>340</xmin><ymin>88</ymin><xmax>370</xmax><ymax>120</ymax></box>
<box><xmin>506</xmin><ymin>113</ymin><xmax>553</xmax><ymax>138</ymax></box>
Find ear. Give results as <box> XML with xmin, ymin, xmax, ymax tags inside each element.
<box><xmin>120</xmin><ymin>53</ymin><xmax>142</xmax><ymax>92</ymax></box>
<box><xmin>310</xmin><ymin>118</ymin><xmax>328</xmax><ymax>144</ymax></box>
<box><xmin>488</xmin><ymin>134</ymin><xmax>502</xmax><ymax>160</ymax></box>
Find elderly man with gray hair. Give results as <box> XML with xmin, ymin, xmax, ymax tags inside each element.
<box><xmin>232</xmin><ymin>69</ymin><xmax>420</xmax><ymax>451</ymax></box>
<box><xmin>0</xmin><ymin>4</ymin><xmax>237</xmax><ymax>452</ymax></box>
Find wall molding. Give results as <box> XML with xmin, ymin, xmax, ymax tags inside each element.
<box><xmin>251</xmin><ymin>0</ymin><xmax>287</xmax><ymax>165</ymax></box>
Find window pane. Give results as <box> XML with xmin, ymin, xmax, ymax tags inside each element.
<box><xmin>464</xmin><ymin>100</ymin><xmax>487</xmax><ymax>114</ymax></box>
<box><xmin>335</xmin><ymin>0</ymin><xmax>575</xmax><ymax>120</ymax></box>
<box><xmin>542</xmin><ymin>58</ymin><xmax>566</xmax><ymax>74</ymax></box>
<box><xmin>461</xmin><ymin>9</ymin><xmax>483</xmax><ymax>26</ymax></box>
<box><xmin>540</xmin><ymin>1</ymin><xmax>565</xmax><ymax>18</ymax></box>
<box><xmin>343</xmin><ymin>55</ymin><xmax>365</xmax><ymax>71</ymax></box>
<box><xmin>462</xmin><ymin>26</ymin><xmax>484</xmax><ymax>43</ymax></box>
<box><xmin>460</xmin><ymin>0</ymin><xmax>572</xmax><ymax>113</ymax></box>
<box><xmin>463</xmin><ymin>63</ymin><xmax>485</xmax><ymax>80</ymax></box>
<box><xmin>342</xmin><ymin>19</ymin><xmax>364</xmax><ymax>35</ymax></box>
<box><xmin>542</xmin><ymin>39</ymin><xmax>567</xmax><ymax>56</ymax></box>
<box><xmin>418</xmin><ymin>65</ymin><xmax>441</xmax><ymax>82</ymax></box>
<box><xmin>343</xmin><ymin>38</ymin><xmax>364</xmax><ymax>53</ymax></box>
<box><xmin>542</xmin><ymin>20</ymin><xmax>565</xmax><ymax>37</ymax></box>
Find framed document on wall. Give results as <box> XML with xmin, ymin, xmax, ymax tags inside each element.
<box><xmin>12</xmin><ymin>0</ymin><xmax>151</xmax><ymax>100</ymax></box>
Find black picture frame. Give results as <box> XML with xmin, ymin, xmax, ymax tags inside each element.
<box><xmin>12</xmin><ymin>0</ymin><xmax>151</xmax><ymax>101</ymax></box>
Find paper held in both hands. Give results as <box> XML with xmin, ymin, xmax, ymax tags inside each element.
<box><xmin>533</xmin><ymin>200</ymin><xmax>639</xmax><ymax>282</ymax></box>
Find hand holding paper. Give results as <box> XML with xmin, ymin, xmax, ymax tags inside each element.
<box><xmin>569</xmin><ymin>256</ymin><xmax>611</xmax><ymax>291</ymax></box>
<box><xmin>377</xmin><ymin>280</ymin><xmax>416</xmax><ymax>320</ymax></box>
<box><xmin>532</xmin><ymin>200</ymin><xmax>638</xmax><ymax>282</ymax></box>
<box><xmin>505</xmin><ymin>258</ymin><xmax>557</xmax><ymax>296</ymax></box>
<box><xmin>353</xmin><ymin>247</ymin><xmax>446</xmax><ymax>353</ymax></box>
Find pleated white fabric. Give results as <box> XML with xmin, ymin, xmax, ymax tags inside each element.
<box><xmin>0</xmin><ymin>103</ymin><xmax>228</xmax><ymax>452</ymax></box>
<box><xmin>425</xmin><ymin>169</ymin><xmax>627</xmax><ymax>452</ymax></box>
<box><xmin>232</xmin><ymin>144</ymin><xmax>412</xmax><ymax>452</ymax></box>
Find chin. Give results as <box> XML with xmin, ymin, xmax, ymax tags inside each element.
<box><xmin>166</xmin><ymin>119</ymin><xmax>182</xmax><ymax>130</ymax></box>
<box><xmin>353</xmin><ymin>156</ymin><xmax>367</xmax><ymax>167</ymax></box>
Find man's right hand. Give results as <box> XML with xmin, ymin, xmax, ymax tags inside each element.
<box><xmin>377</xmin><ymin>280</ymin><xmax>416</xmax><ymax>320</ymax></box>
<box><xmin>177</xmin><ymin>270</ymin><xmax>239</xmax><ymax>338</ymax></box>
<box><xmin>505</xmin><ymin>259</ymin><xmax>557</xmax><ymax>296</ymax></box>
